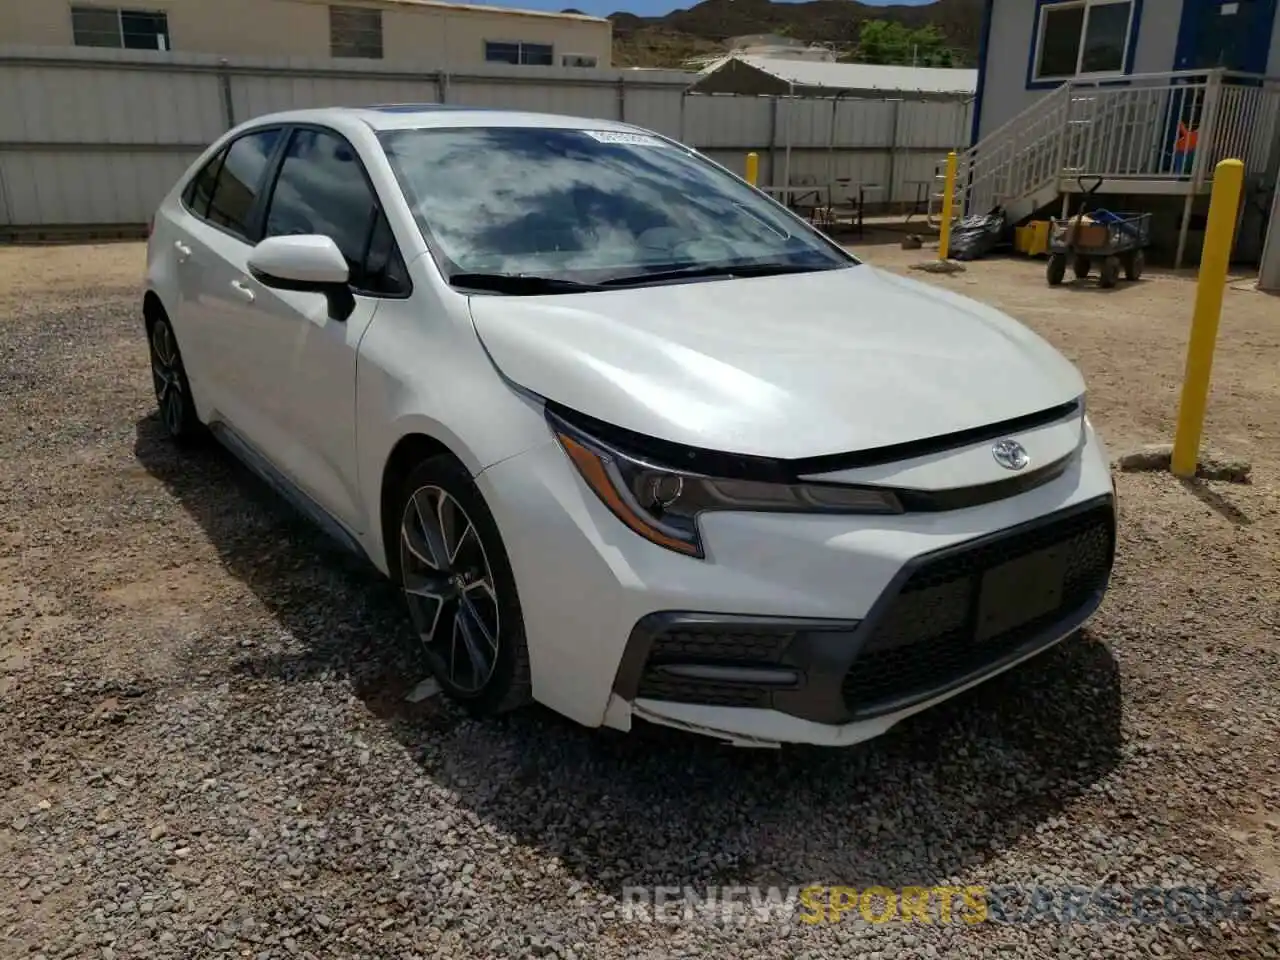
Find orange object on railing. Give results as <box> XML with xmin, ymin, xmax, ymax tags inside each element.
<box><xmin>1175</xmin><ymin>121</ymin><xmax>1199</xmax><ymax>154</ymax></box>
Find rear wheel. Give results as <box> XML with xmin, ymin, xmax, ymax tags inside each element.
<box><xmin>1125</xmin><ymin>249</ymin><xmax>1145</xmax><ymax>281</ymax></box>
<box><xmin>1072</xmin><ymin>255</ymin><xmax>1092</xmax><ymax>279</ymax></box>
<box><xmin>1046</xmin><ymin>253</ymin><xmax>1067</xmax><ymax>286</ymax></box>
<box><xmin>1099</xmin><ymin>255</ymin><xmax>1120</xmax><ymax>289</ymax></box>
<box><xmin>391</xmin><ymin>454</ymin><xmax>531</xmax><ymax>715</ymax></box>
<box><xmin>147</xmin><ymin>313</ymin><xmax>202</xmax><ymax>443</ymax></box>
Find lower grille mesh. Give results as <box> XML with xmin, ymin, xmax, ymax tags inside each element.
<box><xmin>842</xmin><ymin>504</ymin><xmax>1114</xmax><ymax>713</ymax></box>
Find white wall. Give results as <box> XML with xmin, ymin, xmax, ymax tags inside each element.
<box><xmin>0</xmin><ymin>46</ymin><xmax>973</xmax><ymax>229</ymax></box>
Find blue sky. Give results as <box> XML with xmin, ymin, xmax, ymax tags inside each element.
<box><xmin>501</xmin><ymin>0</ymin><xmax>937</xmax><ymax>19</ymax></box>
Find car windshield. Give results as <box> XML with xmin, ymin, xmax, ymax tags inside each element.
<box><xmin>378</xmin><ymin>126</ymin><xmax>856</xmax><ymax>287</ymax></box>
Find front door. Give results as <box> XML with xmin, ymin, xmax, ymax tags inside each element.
<box><xmin>1174</xmin><ymin>0</ymin><xmax>1278</xmax><ymax>72</ymax></box>
<box><xmin>242</xmin><ymin>125</ymin><xmax>412</xmax><ymax>535</ymax></box>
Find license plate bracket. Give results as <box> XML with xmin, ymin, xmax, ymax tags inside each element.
<box><xmin>975</xmin><ymin>546</ymin><xmax>1067</xmax><ymax>643</ymax></box>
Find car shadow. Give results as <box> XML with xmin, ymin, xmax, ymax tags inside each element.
<box><xmin>134</xmin><ymin>413</ymin><xmax>1125</xmax><ymax>893</ymax></box>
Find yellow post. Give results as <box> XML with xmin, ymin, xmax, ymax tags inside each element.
<box><xmin>1171</xmin><ymin>158</ymin><xmax>1245</xmax><ymax>478</ymax></box>
<box><xmin>745</xmin><ymin>152</ymin><xmax>759</xmax><ymax>187</ymax></box>
<box><xmin>938</xmin><ymin>151</ymin><xmax>958</xmax><ymax>260</ymax></box>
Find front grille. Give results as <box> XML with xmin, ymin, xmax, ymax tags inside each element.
<box><xmin>842</xmin><ymin>502</ymin><xmax>1114</xmax><ymax>714</ymax></box>
<box><xmin>636</xmin><ymin>627</ymin><xmax>796</xmax><ymax>708</ymax></box>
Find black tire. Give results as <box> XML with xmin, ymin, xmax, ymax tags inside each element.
<box><xmin>1099</xmin><ymin>255</ymin><xmax>1120</xmax><ymax>289</ymax></box>
<box><xmin>1125</xmin><ymin>249</ymin><xmax>1144</xmax><ymax>281</ymax></box>
<box><xmin>1046</xmin><ymin>254</ymin><xmax>1067</xmax><ymax>286</ymax></box>
<box><xmin>1072</xmin><ymin>255</ymin><xmax>1092</xmax><ymax>279</ymax></box>
<box><xmin>146</xmin><ymin>313</ymin><xmax>203</xmax><ymax>443</ymax></box>
<box><xmin>389</xmin><ymin>454</ymin><xmax>531</xmax><ymax>716</ymax></box>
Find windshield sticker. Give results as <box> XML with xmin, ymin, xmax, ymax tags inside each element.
<box><xmin>583</xmin><ymin>130</ymin><xmax>670</xmax><ymax>147</ymax></box>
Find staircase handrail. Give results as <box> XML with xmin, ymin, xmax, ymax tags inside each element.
<box><xmin>962</xmin><ymin>81</ymin><xmax>1073</xmax><ymax>157</ymax></box>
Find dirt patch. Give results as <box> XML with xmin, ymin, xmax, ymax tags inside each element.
<box><xmin>0</xmin><ymin>242</ymin><xmax>144</xmax><ymax>305</ymax></box>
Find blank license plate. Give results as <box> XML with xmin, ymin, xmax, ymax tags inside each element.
<box><xmin>975</xmin><ymin>547</ymin><xmax>1067</xmax><ymax>643</ymax></box>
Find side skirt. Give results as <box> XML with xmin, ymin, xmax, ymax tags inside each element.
<box><xmin>209</xmin><ymin>421</ymin><xmax>371</xmax><ymax>564</ymax></box>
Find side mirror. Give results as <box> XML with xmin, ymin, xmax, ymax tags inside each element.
<box><xmin>247</xmin><ymin>235</ymin><xmax>355</xmax><ymax>321</ymax></box>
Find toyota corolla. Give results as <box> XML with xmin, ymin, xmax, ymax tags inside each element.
<box><xmin>143</xmin><ymin>105</ymin><xmax>1116</xmax><ymax>747</ymax></box>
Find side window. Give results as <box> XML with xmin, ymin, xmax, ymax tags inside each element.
<box><xmin>206</xmin><ymin>128</ymin><xmax>282</xmax><ymax>240</ymax></box>
<box><xmin>263</xmin><ymin>127</ymin><xmax>410</xmax><ymax>297</ymax></box>
<box><xmin>183</xmin><ymin>148</ymin><xmax>226</xmax><ymax>218</ymax></box>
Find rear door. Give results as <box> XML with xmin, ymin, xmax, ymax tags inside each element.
<box><xmin>175</xmin><ymin>126</ymin><xmax>285</xmax><ymax>442</ymax></box>
<box><xmin>162</xmin><ymin>147</ymin><xmax>225</xmax><ymax>392</ymax></box>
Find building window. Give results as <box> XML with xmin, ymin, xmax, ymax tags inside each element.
<box><xmin>485</xmin><ymin>41</ymin><xmax>554</xmax><ymax>66</ymax></box>
<box><xmin>1032</xmin><ymin>0</ymin><xmax>1134</xmax><ymax>81</ymax></box>
<box><xmin>330</xmin><ymin>5</ymin><xmax>383</xmax><ymax>59</ymax></box>
<box><xmin>561</xmin><ymin>53</ymin><xmax>598</xmax><ymax>68</ymax></box>
<box><xmin>71</xmin><ymin>7</ymin><xmax>170</xmax><ymax>50</ymax></box>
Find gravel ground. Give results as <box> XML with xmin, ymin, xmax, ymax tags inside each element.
<box><xmin>2</xmin><ymin>241</ymin><xmax>1279</xmax><ymax>959</ymax></box>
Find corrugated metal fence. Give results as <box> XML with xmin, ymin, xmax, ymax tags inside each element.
<box><xmin>0</xmin><ymin>45</ymin><xmax>972</xmax><ymax>233</ymax></box>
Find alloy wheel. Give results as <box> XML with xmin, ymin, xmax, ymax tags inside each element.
<box><xmin>399</xmin><ymin>484</ymin><xmax>501</xmax><ymax>694</ymax></box>
<box><xmin>150</xmin><ymin>321</ymin><xmax>185</xmax><ymax>436</ymax></box>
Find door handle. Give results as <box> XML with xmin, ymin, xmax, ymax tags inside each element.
<box><xmin>173</xmin><ymin>240</ymin><xmax>191</xmax><ymax>262</ymax></box>
<box><xmin>230</xmin><ymin>279</ymin><xmax>255</xmax><ymax>303</ymax></box>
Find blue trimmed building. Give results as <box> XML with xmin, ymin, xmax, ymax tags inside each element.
<box><xmin>961</xmin><ymin>0</ymin><xmax>1280</xmax><ymax>267</ymax></box>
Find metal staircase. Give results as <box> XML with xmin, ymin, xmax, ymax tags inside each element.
<box><xmin>930</xmin><ymin>69</ymin><xmax>1280</xmax><ymax>237</ymax></box>
<box><xmin>957</xmin><ymin>83</ymin><xmax>1073</xmax><ymax>224</ymax></box>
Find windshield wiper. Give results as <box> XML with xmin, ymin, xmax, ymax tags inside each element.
<box><xmin>597</xmin><ymin>262</ymin><xmax>843</xmax><ymax>288</ymax></box>
<box><xmin>449</xmin><ymin>273</ymin><xmax>605</xmax><ymax>295</ymax></box>
<box><xmin>450</xmin><ymin>262</ymin><xmax>845</xmax><ymax>295</ymax></box>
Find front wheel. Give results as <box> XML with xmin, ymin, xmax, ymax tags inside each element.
<box><xmin>147</xmin><ymin>314</ymin><xmax>202</xmax><ymax>442</ymax></box>
<box><xmin>1046</xmin><ymin>254</ymin><xmax>1067</xmax><ymax>286</ymax></box>
<box><xmin>391</xmin><ymin>454</ymin><xmax>531</xmax><ymax>715</ymax></box>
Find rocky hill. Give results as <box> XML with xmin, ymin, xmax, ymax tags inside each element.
<box><xmin>607</xmin><ymin>0</ymin><xmax>984</xmax><ymax>69</ymax></box>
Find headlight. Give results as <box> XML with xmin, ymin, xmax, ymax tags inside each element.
<box><xmin>547</xmin><ymin>409</ymin><xmax>902</xmax><ymax>559</ymax></box>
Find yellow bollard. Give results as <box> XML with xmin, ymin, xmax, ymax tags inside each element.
<box><xmin>938</xmin><ymin>151</ymin><xmax>958</xmax><ymax>260</ymax></box>
<box><xmin>745</xmin><ymin>152</ymin><xmax>759</xmax><ymax>187</ymax></box>
<box><xmin>1171</xmin><ymin>158</ymin><xmax>1245</xmax><ymax>478</ymax></box>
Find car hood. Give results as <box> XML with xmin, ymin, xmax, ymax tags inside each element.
<box><xmin>467</xmin><ymin>265</ymin><xmax>1085</xmax><ymax>460</ymax></box>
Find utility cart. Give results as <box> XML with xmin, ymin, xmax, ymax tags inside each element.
<box><xmin>1045</xmin><ymin>177</ymin><xmax>1152</xmax><ymax>289</ymax></box>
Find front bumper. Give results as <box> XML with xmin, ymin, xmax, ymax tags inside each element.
<box><xmin>617</xmin><ymin>494</ymin><xmax>1112</xmax><ymax>727</ymax></box>
<box><xmin>476</xmin><ymin>420</ymin><xmax>1116</xmax><ymax>744</ymax></box>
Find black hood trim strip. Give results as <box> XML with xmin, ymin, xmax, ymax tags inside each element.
<box><xmin>545</xmin><ymin>398</ymin><xmax>1082</xmax><ymax>486</ymax></box>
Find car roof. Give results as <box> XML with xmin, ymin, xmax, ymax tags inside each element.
<box><xmin>239</xmin><ymin>105</ymin><xmax>642</xmax><ymax>134</ymax></box>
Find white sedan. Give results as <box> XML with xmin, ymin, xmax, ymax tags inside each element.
<box><xmin>143</xmin><ymin>105</ymin><xmax>1116</xmax><ymax>747</ymax></box>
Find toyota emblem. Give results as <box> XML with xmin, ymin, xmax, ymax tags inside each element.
<box><xmin>991</xmin><ymin>439</ymin><xmax>1030</xmax><ymax>471</ymax></box>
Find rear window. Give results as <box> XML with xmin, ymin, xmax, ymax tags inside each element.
<box><xmin>183</xmin><ymin>148</ymin><xmax>225</xmax><ymax>217</ymax></box>
<box><xmin>202</xmin><ymin>127</ymin><xmax>282</xmax><ymax>240</ymax></box>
